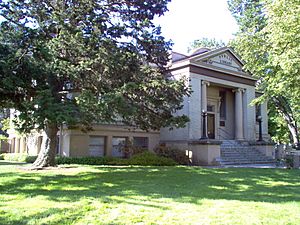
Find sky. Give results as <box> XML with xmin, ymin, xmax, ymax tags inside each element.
<box><xmin>154</xmin><ymin>0</ymin><xmax>239</xmax><ymax>54</ymax></box>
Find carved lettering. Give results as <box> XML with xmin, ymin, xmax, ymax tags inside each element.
<box><xmin>218</xmin><ymin>54</ymin><xmax>232</xmax><ymax>65</ymax></box>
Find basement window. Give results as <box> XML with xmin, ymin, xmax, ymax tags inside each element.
<box><xmin>89</xmin><ymin>136</ymin><xmax>105</xmax><ymax>157</ymax></box>
<box><xmin>112</xmin><ymin>137</ymin><xmax>127</xmax><ymax>158</ymax></box>
<box><xmin>133</xmin><ymin>137</ymin><xmax>149</xmax><ymax>149</ymax></box>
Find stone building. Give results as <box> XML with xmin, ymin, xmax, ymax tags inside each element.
<box><xmin>6</xmin><ymin>47</ymin><xmax>275</xmax><ymax>165</ymax></box>
<box><xmin>160</xmin><ymin>47</ymin><xmax>274</xmax><ymax>165</ymax></box>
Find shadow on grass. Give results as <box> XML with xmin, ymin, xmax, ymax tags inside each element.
<box><xmin>1</xmin><ymin>162</ymin><xmax>300</xmax><ymax>224</ymax></box>
<box><xmin>0</xmin><ymin>204</ymin><xmax>91</xmax><ymax>225</ymax></box>
<box><xmin>0</xmin><ymin>161</ymin><xmax>27</xmax><ymax>166</ymax></box>
<box><xmin>1</xmin><ymin>164</ymin><xmax>299</xmax><ymax>203</ymax></box>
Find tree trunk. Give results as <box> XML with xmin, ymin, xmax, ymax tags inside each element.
<box><xmin>31</xmin><ymin>123</ymin><xmax>58</xmax><ymax>169</ymax></box>
<box><xmin>288</xmin><ymin>124</ymin><xmax>300</xmax><ymax>150</ymax></box>
<box><xmin>281</xmin><ymin>112</ymin><xmax>299</xmax><ymax>149</ymax></box>
<box><xmin>272</xmin><ymin>96</ymin><xmax>300</xmax><ymax>149</ymax></box>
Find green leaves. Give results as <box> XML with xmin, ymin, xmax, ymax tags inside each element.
<box><xmin>228</xmin><ymin>0</ymin><xmax>300</xmax><ymax>144</ymax></box>
<box><xmin>188</xmin><ymin>38</ymin><xmax>226</xmax><ymax>52</ymax></box>
<box><xmin>0</xmin><ymin>0</ymin><xmax>189</xmax><ymax>133</ymax></box>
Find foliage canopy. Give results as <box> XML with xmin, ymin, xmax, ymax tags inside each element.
<box><xmin>0</xmin><ymin>0</ymin><xmax>190</xmax><ymax>167</ymax></box>
<box><xmin>228</xmin><ymin>0</ymin><xmax>300</xmax><ymax>146</ymax></box>
<box><xmin>188</xmin><ymin>37</ymin><xmax>226</xmax><ymax>53</ymax></box>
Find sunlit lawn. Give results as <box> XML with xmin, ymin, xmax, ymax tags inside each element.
<box><xmin>1</xmin><ymin>161</ymin><xmax>300</xmax><ymax>225</ymax></box>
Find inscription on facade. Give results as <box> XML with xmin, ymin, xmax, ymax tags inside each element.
<box><xmin>218</xmin><ymin>54</ymin><xmax>233</xmax><ymax>65</ymax></box>
<box><xmin>202</xmin><ymin>52</ymin><xmax>242</xmax><ymax>72</ymax></box>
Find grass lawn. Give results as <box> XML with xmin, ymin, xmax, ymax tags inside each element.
<box><xmin>1</xmin><ymin>161</ymin><xmax>300</xmax><ymax>225</ymax></box>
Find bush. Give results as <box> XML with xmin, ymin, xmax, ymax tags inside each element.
<box><xmin>154</xmin><ymin>145</ymin><xmax>189</xmax><ymax>165</ymax></box>
<box><xmin>118</xmin><ymin>139</ymin><xmax>147</xmax><ymax>158</ymax></box>
<box><xmin>1</xmin><ymin>153</ymin><xmax>38</xmax><ymax>163</ymax></box>
<box><xmin>2</xmin><ymin>152</ymin><xmax>177</xmax><ymax>166</ymax></box>
<box><xmin>25</xmin><ymin>155</ymin><xmax>38</xmax><ymax>163</ymax></box>
<box><xmin>2</xmin><ymin>153</ymin><xmax>28</xmax><ymax>162</ymax></box>
<box><xmin>105</xmin><ymin>157</ymin><xmax>129</xmax><ymax>166</ymax></box>
<box><xmin>285</xmin><ymin>155</ymin><xmax>294</xmax><ymax>169</ymax></box>
<box><xmin>55</xmin><ymin>156</ymin><xmax>109</xmax><ymax>165</ymax></box>
<box><xmin>55</xmin><ymin>152</ymin><xmax>176</xmax><ymax>166</ymax></box>
<box><xmin>127</xmin><ymin>151</ymin><xmax>177</xmax><ymax>166</ymax></box>
<box><xmin>55</xmin><ymin>156</ymin><xmax>131</xmax><ymax>166</ymax></box>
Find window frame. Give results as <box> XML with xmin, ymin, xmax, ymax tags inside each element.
<box><xmin>133</xmin><ymin>136</ymin><xmax>149</xmax><ymax>149</ymax></box>
<box><xmin>88</xmin><ymin>136</ymin><xmax>106</xmax><ymax>157</ymax></box>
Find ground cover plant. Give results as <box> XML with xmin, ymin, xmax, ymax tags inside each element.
<box><xmin>1</xmin><ymin>162</ymin><xmax>300</xmax><ymax>225</ymax></box>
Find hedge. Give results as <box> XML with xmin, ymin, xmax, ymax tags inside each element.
<box><xmin>127</xmin><ymin>151</ymin><xmax>177</xmax><ymax>166</ymax></box>
<box><xmin>1</xmin><ymin>153</ymin><xmax>29</xmax><ymax>162</ymax></box>
<box><xmin>0</xmin><ymin>152</ymin><xmax>177</xmax><ymax>166</ymax></box>
<box><xmin>56</xmin><ymin>152</ymin><xmax>177</xmax><ymax>166</ymax></box>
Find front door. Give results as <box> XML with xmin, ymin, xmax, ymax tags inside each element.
<box><xmin>207</xmin><ymin>114</ymin><xmax>215</xmax><ymax>139</ymax></box>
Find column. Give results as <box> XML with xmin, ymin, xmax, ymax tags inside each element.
<box><xmin>15</xmin><ymin>138</ymin><xmax>20</xmax><ymax>153</ymax></box>
<box><xmin>233</xmin><ymin>88</ymin><xmax>244</xmax><ymax>140</ymax></box>
<box><xmin>9</xmin><ymin>138</ymin><xmax>15</xmax><ymax>153</ymax></box>
<box><xmin>201</xmin><ymin>81</ymin><xmax>210</xmax><ymax>138</ymax></box>
<box><xmin>201</xmin><ymin>81</ymin><xmax>210</xmax><ymax>112</ymax></box>
<box><xmin>105</xmin><ymin>135</ymin><xmax>112</xmax><ymax>157</ymax></box>
<box><xmin>19</xmin><ymin>137</ymin><xmax>26</xmax><ymax>153</ymax></box>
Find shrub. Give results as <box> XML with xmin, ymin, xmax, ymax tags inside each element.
<box><xmin>154</xmin><ymin>145</ymin><xmax>189</xmax><ymax>165</ymax></box>
<box><xmin>105</xmin><ymin>157</ymin><xmax>129</xmax><ymax>165</ymax></box>
<box><xmin>55</xmin><ymin>156</ymin><xmax>131</xmax><ymax>166</ymax></box>
<box><xmin>285</xmin><ymin>155</ymin><xmax>294</xmax><ymax>169</ymax></box>
<box><xmin>127</xmin><ymin>151</ymin><xmax>177</xmax><ymax>166</ymax></box>
<box><xmin>55</xmin><ymin>156</ymin><xmax>109</xmax><ymax>165</ymax></box>
<box><xmin>1</xmin><ymin>153</ymin><xmax>38</xmax><ymax>163</ymax></box>
<box><xmin>2</xmin><ymin>153</ymin><xmax>28</xmax><ymax>162</ymax></box>
<box><xmin>55</xmin><ymin>152</ymin><xmax>176</xmax><ymax>166</ymax></box>
<box><xmin>118</xmin><ymin>139</ymin><xmax>147</xmax><ymax>158</ymax></box>
<box><xmin>25</xmin><ymin>155</ymin><xmax>38</xmax><ymax>163</ymax></box>
<box><xmin>2</xmin><ymin>152</ymin><xmax>177</xmax><ymax>166</ymax></box>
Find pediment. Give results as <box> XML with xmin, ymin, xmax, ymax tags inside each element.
<box><xmin>192</xmin><ymin>48</ymin><xmax>245</xmax><ymax>73</ymax></box>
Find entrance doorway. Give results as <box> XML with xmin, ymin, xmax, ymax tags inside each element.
<box><xmin>207</xmin><ymin>114</ymin><xmax>215</xmax><ymax>139</ymax></box>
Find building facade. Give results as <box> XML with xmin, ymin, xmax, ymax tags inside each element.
<box><xmin>7</xmin><ymin>123</ymin><xmax>160</xmax><ymax>158</ymax></box>
<box><xmin>161</xmin><ymin>47</ymin><xmax>269</xmax><ymax>146</ymax></box>
<box><xmin>5</xmin><ymin>47</ymin><xmax>273</xmax><ymax>165</ymax></box>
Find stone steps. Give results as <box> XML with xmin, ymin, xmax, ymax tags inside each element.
<box><xmin>219</xmin><ymin>140</ymin><xmax>275</xmax><ymax>166</ymax></box>
<box><xmin>220</xmin><ymin>161</ymin><xmax>276</xmax><ymax>165</ymax></box>
<box><xmin>220</xmin><ymin>154</ymin><xmax>275</xmax><ymax>160</ymax></box>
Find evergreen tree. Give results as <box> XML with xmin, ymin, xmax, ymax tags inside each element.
<box><xmin>0</xmin><ymin>0</ymin><xmax>190</xmax><ymax>168</ymax></box>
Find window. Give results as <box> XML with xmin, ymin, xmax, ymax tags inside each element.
<box><xmin>219</xmin><ymin>91</ymin><xmax>226</xmax><ymax>119</ymax></box>
<box><xmin>207</xmin><ymin>105</ymin><xmax>215</xmax><ymax>112</ymax></box>
<box><xmin>133</xmin><ymin>137</ymin><xmax>149</xmax><ymax>149</ymax></box>
<box><xmin>112</xmin><ymin>137</ymin><xmax>126</xmax><ymax>158</ymax></box>
<box><xmin>89</xmin><ymin>136</ymin><xmax>105</xmax><ymax>157</ymax></box>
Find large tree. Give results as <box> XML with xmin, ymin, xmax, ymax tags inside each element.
<box><xmin>0</xmin><ymin>0</ymin><xmax>190</xmax><ymax>168</ymax></box>
<box><xmin>188</xmin><ymin>38</ymin><xmax>226</xmax><ymax>53</ymax></box>
<box><xmin>228</xmin><ymin>0</ymin><xmax>300</xmax><ymax>148</ymax></box>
